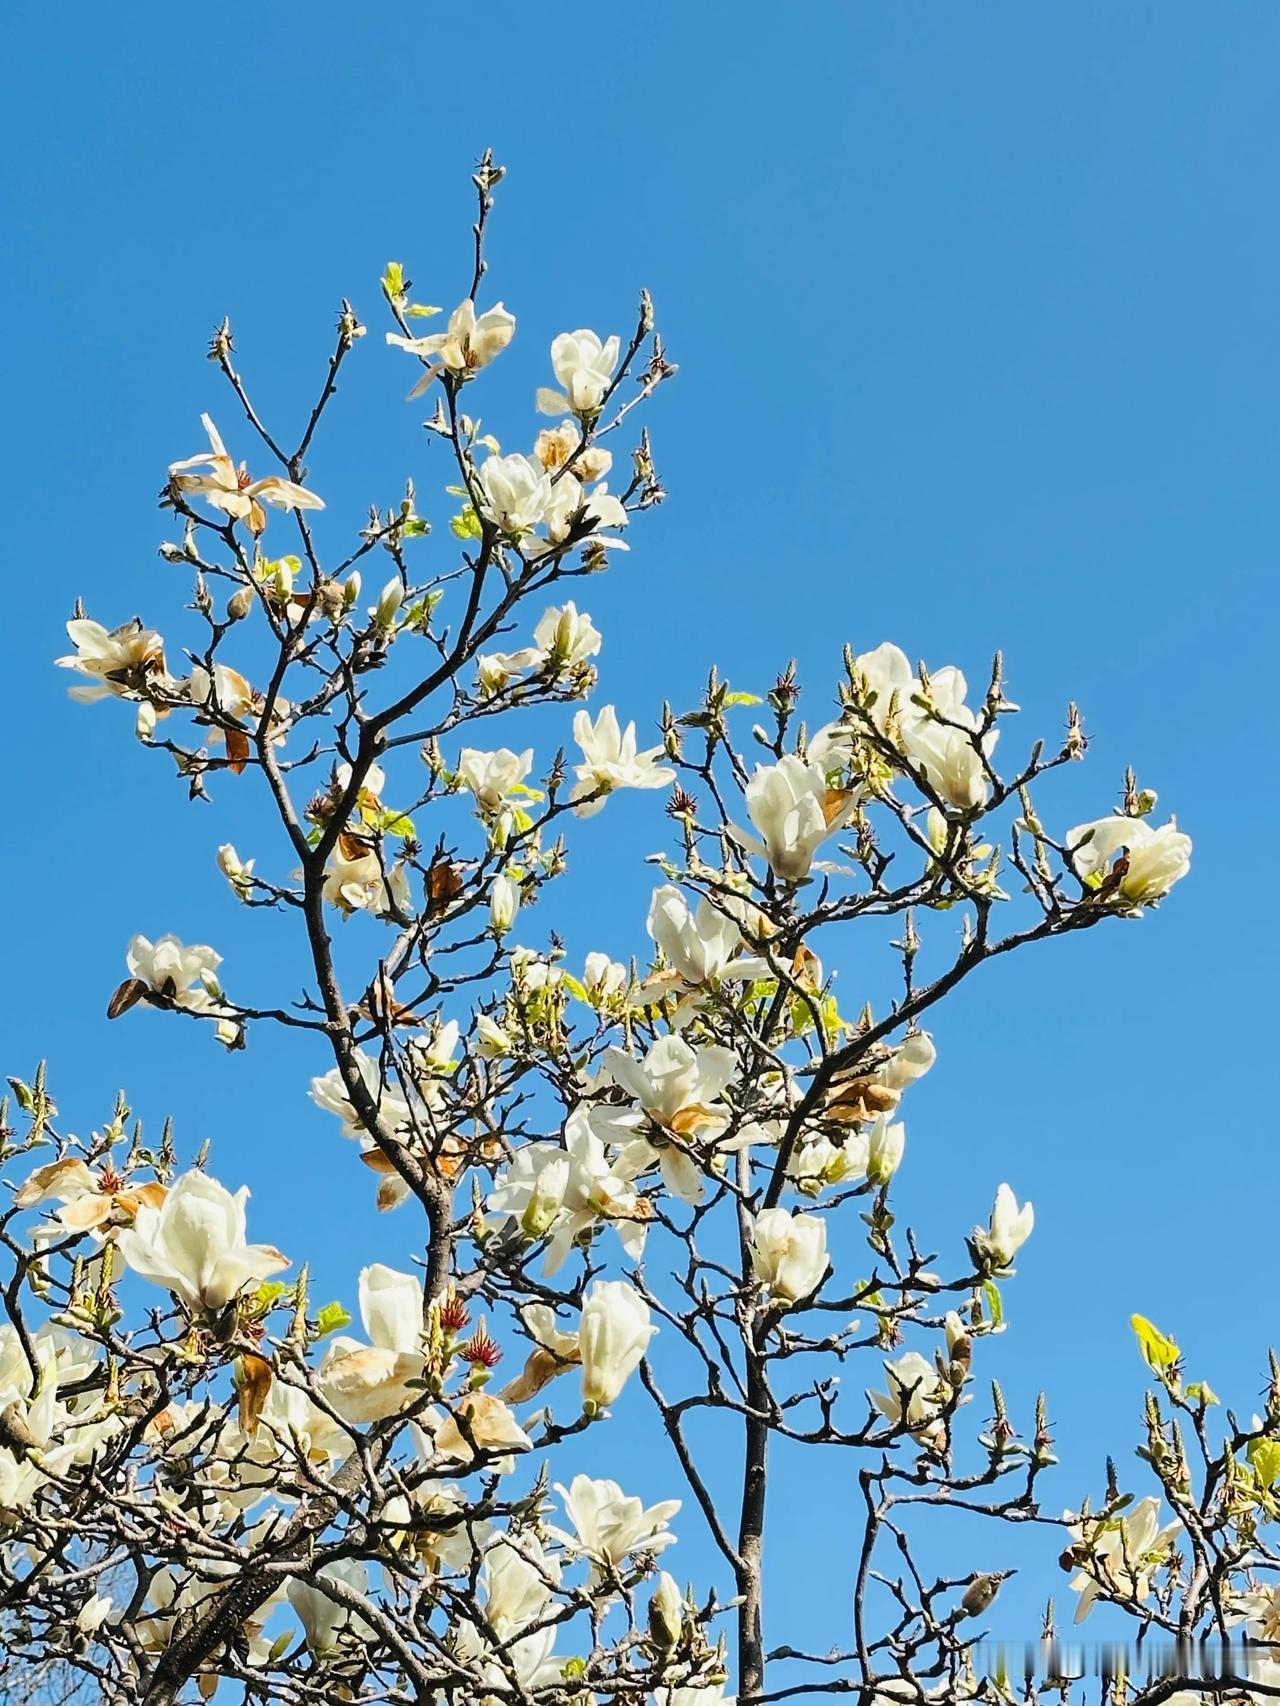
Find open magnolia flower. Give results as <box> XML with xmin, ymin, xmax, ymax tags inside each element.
<box><xmin>537</xmin><ymin>328</ymin><xmax>620</xmax><ymax>418</ymax></box>
<box><xmin>571</xmin><ymin>706</ymin><xmax>675</xmax><ymax>817</ymax></box>
<box><xmin>736</xmin><ymin>755</ymin><xmax>859</xmax><ymax>881</ymax></box>
<box><xmin>488</xmin><ymin>1107</ymin><xmax>649</xmax><ymax>1273</ymax></box>
<box><xmin>478</xmin><ymin>452</ymin><xmax>554</xmax><ymax>537</ymax></box>
<box><xmin>124</xmin><ymin>932</ymin><xmax>224</xmax><ymax>1015</ymax></box>
<box><xmin>456</xmin><ymin>746</ymin><xmax>536</xmax><ymax>816</ymax></box>
<box><xmin>319</xmin><ymin>1263</ymin><xmax>425</xmax><ymax>1423</ymax></box>
<box><xmin>169</xmin><ymin>414</ymin><xmax>323</xmax><ymax>534</ymax></box>
<box><xmin>56</xmin><ymin>617</ymin><xmax>173</xmax><ymax>709</ymax></box>
<box><xmin>429</xmin><ymin>1391</ymin><xmax>533</xmax><ymax>1466</ymax></box>
<box><xmin>971</xmin><ymin>1183</ymin><xmax>1034</xmax><ymax>1270</ymax></box>
<box><xmin>749</xmin><ymin>1206</ymin><xmax>830</xmax><ymax>1305</ymax></box>
<box><xmin>1067</xmin><ymin>813</ymin><xmax>1192</xmax><ymax>907</ymax></box>
<box><xmin>386</xmin><ymin>297</ymin><xmax>515</xmax><ymax>392</ymax></box>
<box><xmin>116</xmin><ymin>1171</ymin><xmax>289</xmax><ymax>1313</ymax></box>
<box><xmin>645</xmin><ymin>883</ymin><xmax>768</xmax><ymax>999</ymax></box>
<box><xmin>14</xmin><ymin>1156</ymin><xmax>165</xmax><ymax>1236</ymax></box>
<box><xmin>870</xmin><ymin>1350</ymin><xmax>950</xmax><ymax>1450</ymax></box>
<box><xmin>1067</xmin><ymin>1495</ymin><xmax>1181</xmax><ymax>1623</ymax></box>
<box><xmin>551</xmin><ymin>1473</ymin><xmax>680</xmax><ymax>1585</ymax></box>
<box><xmin>595</xmin><ymin>1035</ymin><xmax>740</xmax><ymax>1204</ymax></box>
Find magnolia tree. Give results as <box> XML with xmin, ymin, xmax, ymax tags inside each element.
<box><xmin>5</xmin><ymin>154</ymin><xmax>1268</xmax><ymax>1706</ymax></box>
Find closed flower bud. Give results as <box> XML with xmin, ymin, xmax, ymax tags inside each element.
<box><xmin>648</xmin><ymin>1570</ymin><xmax>684</xmax><ymax>1648</ymax></box>
<box><xmin>866</xmin><ymin>1116</ymin><xmax>906</xmax><ymax>1186</ymax></box>
<box><xmin>226</xmin><ymin>586</ymin><xmax>254</xmax><ymax>622</ymax></box>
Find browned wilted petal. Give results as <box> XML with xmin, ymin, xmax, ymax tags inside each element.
<box><xmin>107</xmin><ymin>977</ymin><xmax>151</xmax><ymax>1020</ymax></box>
<box><xmin>236</xmin><ymin>1353</ymin><xmax>273</xmax><ymax>1435</ymax></box>
<box><xmin>426</xmin><ymin>860</ymin><xmax>464</xmax><ymax>912</ymax></box>
<box><xmin>14</xmin><ymin>1157</ymin><xmax>97</xmax><ymax>1209</ymax></box>
<box><xmin>225</xmin><ymin>728</ymin><xmax>251</xmax><ymax>775</ymax></box>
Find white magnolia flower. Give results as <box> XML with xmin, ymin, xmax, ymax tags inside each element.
<box><xmin>552</xmin><ymin>1473</ymin><xmax>680</xmax><ymax>1583</ymax></box>
<box><xmin>866</xmin><ymin>1116</ymin><xmax>906</xmax><ymax>1187</ymax></box>
<box><xmin>1067</xmin><ymin>1495</ymin><xmax>1180</xmax><ymax>1622</ymax></box>
<box><xmin>488</xmin><ymin>1109</ymin><xmax>648</xmax><ymax>1273</ymax></box>
<box><xmin>478</xmin><ymin>453</ymin><xmax>554</xmax><ymax>537</ymax></box>
<box><xmin>534</xmin><ymin>601</ymin><xmax>602</xmax><ymax>670</ymax></box>
<box><xmin>310</xmin><ymin>1049</ymin><xmax>422</xmax><ymax>1144</ymax></box>
<box><xmin>1067</xmin><ymin>815</ymin><xmax>1192</xmax><ymax>908</ymax></box>
<box><xmin>583</xmin><ymin>951</ymin><xmax>630</xmax><ymax>1006</ymax></box>
<box><xmin>456</xmin><ymin>746</ymin><xmax>535</xmax><ymax>815</ymax></box>
<box><xmin>116</xmin><ymin>1172</ymin><xmax>289</xmax><ymax>1313</ymax></box>
<box><xmin>430</xmin><ymin>1392</ymin><xmax>534</xmax><ymax>1467</ymax></box>
<box><xmin>570</xmin><ymin>706</ymin><xmax>675</xmax><ymax>817</ymax></box>
<box><xmin>541</xmin><ymin>477</ymin><xmax>629</xmax><ymax>552</ymax></box>
<box><xmin>597</xmin><ymin>1034</ymin><xmax>738</xmax><ymax>1204</ymax></box>
<box><xmin>902</xmin><ymin>666</ymin><xmax>997</xmax><ymax>811</ymax></box>
<box><xmin>321</xmin><ymin>836</ymin><xmax>409</xmax><ymax>917</ymax></box>
<box><xmin>481</xmin><ymin>1532</ymin><xmax>560</xmax><ymax>1637</ymax></box>
<box><xmin>57</xmin><ymin>617</ymin><xmax>171</xmax><ymax>706</ymax></box>
<box><xmin>738</xmin><ymin>755</ymin><xmax>857</xmax><ymax>881</ymax></box>
<box><xmin>537</xmin><ymin>328</ymin><xmax>621</xmax><ymax>417</ymax></box>
<box><xmin>974</xmin><ymin>1183</ymin><xmax>1034</xmax><ymax>1270</ymax></box>
<box><xmin>75</xmin><ymin>1594</ymin><xmax>114</xmax><ymax>1635</ymax></box>
<box><xmin>386</xmin><ymin>298</ymin><xmax>515</xmax><ymax>387</ymax></box>
<box><xmin>749</xmin><ymin>1207</ymin><xmax>829</xmax><ymax>1305</ymax></box>
<box><xmin>880</xmin><ymin>1032</ymin><xmax>936</xmax><ymax>1090</ymax></box>
<box><xmin>870</xmin><ymin>1350</ymin><xmax>948</xmax><ymax>1447</ymax></box>
<box><xmin>646</xmin><ymin>884</ymin><xmax>761</xmax><ymax>988</ymax></box>
<box><xmin>579</xmin><ymin>1280</ymin><xmax>655</xmax><ymax>1410</ymax></box>
<box><xmin>490</xmin><ymin>873</ymin><xmax>521</xmax><ymax>934</ymax></box>
<box><xmin>126</xmin><ymin>934</ymin><xmax>223</xmax><ymax>1012</ymax></box>
<box><xmin>216</xmin><ymin>843</ymin><xmax>255</xmax><ymax>901</ymax></box>
<box><xmin>169</xmin><ymin>415</ymin><xmax>323</xmax><ymax>534</ymax></box>
<box><xmin>288</xmin><ymin>1559</ymin><xmax>370</xmax><ymax>1656</ymax></box>
<box><xmin>319</xmin><ymin>1264</ymin><xmax>425</xmax><ymax>1424</ymax></box>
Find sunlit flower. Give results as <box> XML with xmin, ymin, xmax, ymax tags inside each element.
<box><xmin>386</xmin><ymin>298</ymin><xmax>515</xmax><ymax>391</ymax></box>
<box><xmin>126</xmin><ymin>934</ymin><xmax>224</xmax><ymax>1013</ymax></box>
<box><xmin>478</xmin><ymin>453</ymin><xmax>553</xmax><ymax>538</ymax></box>
<box><xmin>116</xmin><ymin>1171</ymin><xmax>288</xmax><ymax>1313</ymax></box>
<box><xmin>552</xmin><ymin>1473</ymin><xmax>680</xmax><ymax>1584</ymax></box>
<box><xmin>319</xmin><ymin>1263</ymin><xmax>425</xmax><ymax>1424</ymax></box>
<box><xmin>579</xmin><ymin>1280</ymin><xmax>655</xmax><ymax>1410</ymax></box>
<box><xmin>537</xmin><ymin>328</ymin><xmax>620</xmax><ymax>417</ymax></box>
<box><xmin>56</xmin><ymin>618</ymin><xmax>172</xmax><ymax>707</ymax></box>
<box><xmin>571</xmin><ymin>706</ymin><xmax>675</xmax><ymax>817</ymax></box>
<box><xmin>737</xmin><ymin>755</ymin><xmax>858</xmax><ymax>881</ymax></box>
<box><xmin>749</xmin><ymin>1207</ymin><xmax>829</xmax><ymax>1305</ymax></box>
<box><xmin>972</xmin><ymin>1183</ymin><xmax>1034</xmax><ymax>1271</ymax></box>
<box><xmin>1067</xmin><ymin>815</ymin><xmax>1192</xmax><ymax>908</ymax></box>
<box><xmin>169</xmin><ymin>415</ymin><xmax>323</xmax><ymax>534</ymax></box>
<box><xmin>1066</xmin><ymin>1495</ymin><xmax>1180</xmax><ymax>1622</ymax></box>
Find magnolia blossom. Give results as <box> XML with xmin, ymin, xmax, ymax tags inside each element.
<box><xmin>488</xmin><ymin>1108</ymin><xmax>648</xmax><ymax>1273</ymax></box>
<box><xmin>15</xmin><ymin>1155</ymin><xmax>166</xmax><ymax>1237</ymax></box>
<box><xmin>319</xmin><ymin>1263</ymin><xmax>424</xmax><ymax>1424</ymax></box>
<box><xmin>596</xmin><ymin>1035</ymin><xmax>738</xmax><ymax>1203</ymax></box>
<box><xmin>541</xmin><ymin>477</ymin><xmax>629</xmax><ymax>552</ymax></box>
<box><xmin>579</xmin><ymin>1280</ymin><xmax>655</xmax><ymax>1410</ymax></box>
<box><xmin>737</xmin><ymin>755</ymin><xmax>857</xmax><ymax>881</ymax></box>
<box><xmin>116</xmin><ymin>1171</ymin><xmax>288</xmax><ymax>1313</ymax></box>
<box><xmin>973</xmin><ymin>1183</ymin><xmax>1034</xmax><ymax>1270</ymax></box>
<box><xmin>750</xmin><ymin>1207</ymin><xmax>829</xmax><ymax>1304</ymax></box>
<box><xmin>477</xmin><ymin>603</ymin><xmax>603</xmax><ymax>698</ymax></box>
<box><xmin>537</xmin><ymin>328</ymin><xmax>620</xmax><ymax>417</ymax></box>
<box><xmin>456</xmin><ymin>746</ymin><xmax>535</xmax><ymax>815</ymax></box>
<box><xmin>570</xmin><ymin>706</ymin><xmax>675</xmax><ymax>817</ymax></box>
<box><xmin>552</xmin><ymin>1473</ymin><xmax>680</xmax><ymax>1584</ymax></box>
<box><xmin>583</xmin><ymin>951</ymin><xmax>630</xmax><ymax>1005</ymax></box>
<box><xmin>848</xmin><ymin>643</ymin><xmax>1000</xmax><ymax>810</ymax></box>
<box><xmin>126</xmin><ymin>934</ymin><xmax>223</xmax><ymax>1013</ymax></box>
<box><xmin>310</xmin><ymin>1049</ymin><xmax>422</xmax><ymax>1146</ymax></box>
<box><xmin>386</xmin><ymin>298</ymin><xmax>515</xmax><ymax>385</ymax></box>
<box><xmin>534</xmin><ymin>421</ymin><xmax>612</xmax><ymax>482</ymax></box>
<box><xmin>287</xmin><ymin>1559</ymin><xmax>370</xmax><ymax>1656</ymax></box>
<box><xmin>169</xmin><ymin>415</ymin><xmax>323</xmax><ymax>534</ymax></box>
<box><xmin>57</xmin><ymin>617</ymin><xmax>171</xmax><ymax>707</ymax></box>
<box><xmin>478</xmin><ymin>453</ymin><xmax>553</xmax><ymax>537</ymax></box>
<box><xmin>1067</xmin><ymin>815</ymin><xmax>1192</xmax><ymax>907</ymax></box>
<box><xmin>1067</xmin><ymin>1495</ymin><xmax>1180</xmax><ymax>1622</ymax></box>
<box><xmin>870</xmin><ymin>1350</ymin><xmax>949</xmax><ymax>1448</ymax></box>
<box><xmin>646</xmin><ymin>884</ymin><xmax>764</xmax><ymax>990</ymax></box>
<box><xmin>321</xmin><ymin>835</ymin><xmax>410</xmax><ymax>917</ymax></box>
<box><xmin>866</xmin><ymin>1116</ymin><xmax>906</xmax><ymax>1186</ymax></box>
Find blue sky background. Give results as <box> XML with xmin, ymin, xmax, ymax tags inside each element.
<box><xmin>3</xmin><ymin>0</ymin><xmax>1278</xmax><ymax>1662</ymax></box>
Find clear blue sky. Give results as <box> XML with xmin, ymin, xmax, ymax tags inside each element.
<box><xmin>3</xmin><ymin>0</ymin><xmax>1277</xmax><ymax>1658</ymax></box>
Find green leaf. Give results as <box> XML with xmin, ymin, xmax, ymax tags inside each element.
<box><xmin>723</xmin><ymin>691</ymin><xmax>763</xmax><ymax>708</ymax></box>
<box><xmin>1185</xmin><ymin>1380</ymin><xmax>1219</xmax><ymax>1408</ymax></box>
<box><xmin>405</xmin><ymin>303</ymin><xmax>442</xmax><ymax>318</ymax></box>
<box><xmin>253</xmin><ymin>1281</ymin><xmax>290</xmax><ymax>1309</ymax></box>
<box><xmin>1249</xmin><ymin>1437</ymin><xmax>1280</xmax><ymax>1487</ymax></box>
<box><xmin>315</xmin><ymin>1301</ymin><xmax>352</xmax><ymax>1339</ymax></box>
<box><xmin>381</xmin><ymin>261</ymin><xmax>406</xmax><ymax>301</ymax></box>
<box><xmin>450</xmin><ymin>505</ymin><xmax>483</xmax><ymax>541</ymax></box>
<box><xmin>1131</xmin><ymin>1313</ymin><xmax>1180</xmax><ymax>1373</ymax></box>
<box><xmin>378</xmin><ymin>812</ymin><xmax>416</xmax><ymax>839</ymax></box>
<box><xmin>982</xmin><ymin>1279</ymin><xmax>1003</xmax><ymax>1331</ymax></box>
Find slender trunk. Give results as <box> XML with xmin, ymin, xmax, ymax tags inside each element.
<box><xmin>737</xmin><ymin>1359</ymin><xmax>769</xmax><ymax>1701</ymax></box>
